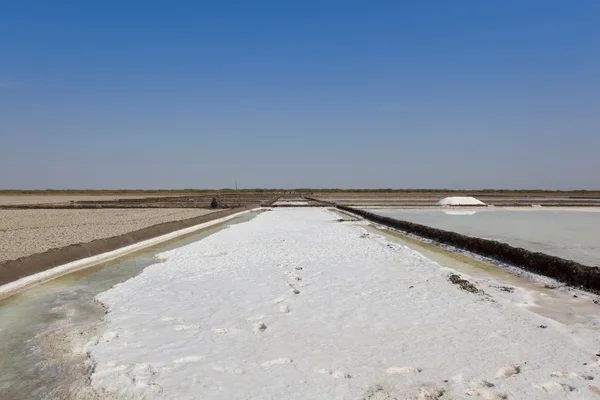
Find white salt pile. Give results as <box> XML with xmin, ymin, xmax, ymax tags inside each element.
<box><xmin>437</xmin><ymin>196</ymin><xmax>486</xmax><ymax>206</ymax></box>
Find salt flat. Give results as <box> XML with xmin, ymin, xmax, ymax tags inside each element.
<box><xmin>272</xmin><ymin>200</ymin><xmax>309</xmax><ymax>205</ymax></box>
<box><xmin>89</xmin><ymin>208</ymin><xmax>600</xmax><ymax>399</ymax></box>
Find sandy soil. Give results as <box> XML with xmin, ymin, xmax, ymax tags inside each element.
<box><xmin>0</xmin><ymin>208</ymin><xmax>217</xmax><ymax>262</ymax></box>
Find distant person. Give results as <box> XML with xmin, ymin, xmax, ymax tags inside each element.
<box><xmin>211</xmin><ymin>197</ymin><xmax>218</xmax><ymax>208</ymax></box>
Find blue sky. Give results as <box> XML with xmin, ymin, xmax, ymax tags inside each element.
<box><xmin>1</xmin><ymin>1</ymin><xmax>599</xmax><ymax>189</ymax></box>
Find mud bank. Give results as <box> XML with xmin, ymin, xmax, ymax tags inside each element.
<box><xmin>337</xmin><ymin>206</ymin><xmax>600</xmax><ymax>293</ymax></box>
<box><xmin>0</xmin><ymin>208</ymin><xmax>245</xmax><ymax>287</ymax></box>
<box><xmin>34</xmin><ymin>300</ymin><xmax>108</xmax><ymax>400</ymax></box>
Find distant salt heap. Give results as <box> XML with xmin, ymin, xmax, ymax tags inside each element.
<box><xmin>437</xmin><ymin>196</ymin><xmax>486</xmax><ymax>206</ymax></box>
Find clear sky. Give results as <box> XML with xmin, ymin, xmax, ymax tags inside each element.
<box><xmin>1</xmin><ymin>1</ymin><xmax>599</xmax><ymax>190</ymax></box>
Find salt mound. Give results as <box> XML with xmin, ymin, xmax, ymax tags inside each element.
<box><xmin>437</xmin><ymin>196</ymin><xmax>486</xmax><ymax>206</ymax></box>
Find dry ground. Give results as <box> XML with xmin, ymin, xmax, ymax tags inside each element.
<box><xmin>0</xmin><ymin>194</ymin><xmax>184</xmax><ymax>206</ymax></box>
<box><xmin>0</xmin><ymin>208</ymin><xmax>218</xmax><ymax>262</ymax></box>
<box><xmin>0</xmin><ymin>192</ymin><xmax>278</xmax><ymax>208</ymax></box>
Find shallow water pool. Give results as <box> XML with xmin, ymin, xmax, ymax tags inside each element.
<box><xmin>368</xmin><ymin>208</ymin><xmax>600</xmax><ymax>266</ymax></box>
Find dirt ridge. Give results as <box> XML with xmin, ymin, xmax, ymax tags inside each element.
<box><xmin>337</xmin><ymin>205</ymin><xmax>600</xmax><ymax>294</ymax></box>
<box><xmin>0</xmin><ymin>208</ymin><xmax>245</xmax><ymax>287</ymax></box>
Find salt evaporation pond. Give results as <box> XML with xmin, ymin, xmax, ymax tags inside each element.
<box><xmin>2</xmin><ymin>208</ymin><xmax>600</xmax><ymax>399</ymax></box>
<box><xmin>368</xmin><ymin>208</ymin><xmax>600</xmax><ymax>267</ymax></box>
